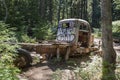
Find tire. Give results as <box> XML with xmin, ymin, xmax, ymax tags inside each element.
<box><xmin>15</xmin><ymin>48</ymin><xmax>32</xmax><ymax>68</ymax></box>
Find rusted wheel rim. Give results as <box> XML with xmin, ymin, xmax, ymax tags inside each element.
<box><xmin>15</xmin><ymin>56</ymin><xmax>26</xmax><ymax>68</ymax></box>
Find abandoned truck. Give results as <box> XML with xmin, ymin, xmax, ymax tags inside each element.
<box><xmin>15</xmin><ymin>19</ymin><xmax>99</xmax><ymax>68</ymax></box>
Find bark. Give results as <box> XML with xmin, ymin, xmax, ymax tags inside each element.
<box><xmin>92</xmin><ymin>0</ymin><xmax>100</xmax><ymax>28</ymax></box>
<box><xmin>48</xmin><ymin>0</ymin><xmax>53</xmax><ymax>23</ymax></box>
<box><xmin>2</xmin><ymin>0</ymin><xmax>8</xmax><ymax>22</ymax></box>
<box><xmin>57</xmin><ymin>0</ymin><xmax>62</xmax><ymax>23</ymax></box>
<box><xmin>62</xmin><ymin>0</ymin><xmax>65</xmax><ymax>19</ymax></box>
<box><xmin>81</xmin><ymin>0</ymin><xmax>83</xmax><ymax>19</ymax></box>
<box><xmin>70</xmin><ymin>0</ymin><xmax>73</xmax><ymax>18</ymax></box>
<box><xmin>62</xmin><ymin>6</ymin><xmax>65</xmax><ymax>19</ymax></box>
<box><xmin>40</xmin><ymin>0</ymin><xmax>45</xmax><ymax>18</ymax></box>
<box><xmin>84</xmin><ymin>0</ymin><xmax>88</xmax><ymax>20</ymax></box>
<box><xmin>78</xmin><ymin>0</ymin><xmax>81</xmax><ymax>18</ymax></box>
<box><xmin>101</xmin><ymin>0</ymin><xmax>116</xmax><ymax>80</ymax></box>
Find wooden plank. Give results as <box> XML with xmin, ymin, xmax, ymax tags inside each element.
<box><xmin>18</xmin><ymin>42</ymin><xmax>70</xmax><ymax>46</ymax></box>
<box><xmin>57</xmin><ymin>47</ymin><xmax>60</xmax><ymax>59</ymax></box>
<box><xmin>65</xmin><ymin>46</ymin><xmax>71</xmax><ymax>60</ymax></box>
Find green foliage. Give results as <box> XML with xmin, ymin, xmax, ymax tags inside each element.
<box><xmin>91</xmin><ymin>0</ymin><xmax>101</xmax><ymax>28</ymax></box>
<box><xmin>52</xmin><ymin>55</ymin><xmax>120</xmax><ymax>80</ymax></box>
<box><xmin>113</xmin><ymin>0</ymin><xmax>120</xmax><ymax>20</ymax></box>
<box><xmin>114</xmin><ymin>0</ymin><xmax>120</xmax><ymax>9</ymax></box>
<box><xmin>93</xmin><ymin>21</ymin><xmax>120</xmax><ymax>38</ymax></box>
<box><xmin>33</xmin><ymin>21</ymin><xmax>54</xmax><ymax>40</ymax></box>
<box><xmin>112</xmin><ymin>20</ymin><xmax>120</xmax><ymax>38</ymax></box>
<box><xmin>93</xmin><ymin>28</ymin><xmax>102</xmax><ymax>38</ymax></box>
<box><xmin>77</xmin><ymin>56</ymin><xmax>102</xmax><ymax>80</ymax></box>
<box><xmin>0</xmin><ymin>0</ymin><xmax>89</xmax><ymax>41</ymax></box>
<box><xmin>0</xmin><ymin>21</ymin><xmax>20</xmax><ymax>80</ymax></box>
<box><xmin>0</xmin><ymin>22</ymin><xmax>16</xmax><ymax>42</ymax></box>
<box><xmin>112</xmin><ymin>20</ymin><xmax>120</xmax><ymax>33</ymax></box>
<box><xmin>21</xmin><ymin>34</ymin><xmax>36</xmax><ymax>43</ymax></box>
<box><xmin>74</xmin><ymin>55</ymin><xmax>120</xmax><ymax>80</ymax></box>
<box><xmin>0</xmin><ymin>0</ymin><xmax>120</xmax><ymax>41</ymax></box>
<box><xmin>52</xmin><ymin>69</ymin><xmax>62</xmax><ymax>80</ymax></box>
<box><xmin>16</xmin><ymin>32</ymin><xmax>36</xmax><ymax>43</ymax></box>
<box><xmin>102</xmin><ymin>62</ymin><xmax>116</xmax><ymax>80</ymax></box>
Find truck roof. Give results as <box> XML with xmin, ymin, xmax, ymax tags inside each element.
<box><xmin>59</xmin><ymin>18</ymin><xmax>90</xmax><ymax>25</ymax></box>
<box><xmin>59</xmin><ymin>18</ymin><xmax>91</xmax><ymax>30</ymax></box>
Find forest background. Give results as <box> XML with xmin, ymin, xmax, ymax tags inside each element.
<box><xmin>0</xmin><ymin>0</ymin><xmax>120</xmax><ymax>41</ymax></box>
<box><xmin>0</xmin><ymin>0</ymin><xmax>120</xmax><ymax>79</ymax></box>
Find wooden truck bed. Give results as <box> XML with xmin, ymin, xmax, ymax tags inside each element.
<box><xmin>17</xmin><ymin>40</ymin><xmax>98</xmax><ymax>60</ymax></box>
<box><xmin>18</xmin><ymin>41</ymin><xmax>73</xmax><ymax>60</ymax></box>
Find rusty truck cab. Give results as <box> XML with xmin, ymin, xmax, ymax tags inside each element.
<box><xmin>57</xmin><ymin>19</ymin><xmax>92</xmax><ymax>48</ymax></box>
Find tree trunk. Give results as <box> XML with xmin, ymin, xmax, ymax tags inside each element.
<box><xmin>2</xmin><ymin>0</ymin><xmax>8</xmax><ymax>22</ymax></box>
<box><xmin>92</xmin><ymin>0</ymin><xmax>100</xmax><ymax>28</ymax></box>
<box><xmin>101</xmin><ymin>0</ymin><xmax>116</xmax><ymax>80</ymax></box>
<box><xmin>70</xmin><ymin>0</ymin><xmax>73</xmax><ymax>18</ymax></box>
<box><xmin>81</xmin><ymin>0</ymin><xmax>83</xmax><ymax>19</ymax></box>
<box><xmin>85</xmin><ymin>0</ymin><xmax>88</xmax><ymax>20</ymax></box>
<box><xmin>62</xmin><ymin>0</ymin><xmax>65</xmax><ymax>19</ymax></box>
<box><xmin>57</xmin><ymin>0</ymin><xmax>62</xmax><ymax>23</ymax></box>
<box><xmin>48</xmin><ymin>0</ymin><xmax>53</xmax><ymax>23</ymax></box>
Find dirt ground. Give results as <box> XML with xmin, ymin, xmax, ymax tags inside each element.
<box><xmin>18</xmin><ymin>39</ymin><xmax>120</xmax><ymax>80</ymax></box>
<box><xmin>19</xmin><ymin>61</ymin><xmax>54</xmax><ymax>80</ymax></box>
<box><xmin>18</xmin><ymin>55</ymin><xmax>93</xmax><ymax>80</ymax></box>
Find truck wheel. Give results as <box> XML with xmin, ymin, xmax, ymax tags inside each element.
<box><xmin>14</xmin><ymin>49</ymin><xmax>32</xmax><ymax>68</ymax></box>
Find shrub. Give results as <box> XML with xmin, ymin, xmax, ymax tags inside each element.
<box><xmin>112</xmin><ymin>20</ymin><xmax>120</xmax><ymax>33</ymax></box>
<box><xmin>75</xmin><ymin>55</ymin><xmax>102</xmax><ymax>80</ymax></box>
<box><xmin>52</xmin><ymin>69</ymin><xmax>62</xmax><ymax>80</ymax></box>
<box><xmin>93</xmin><ymin>28</ymin><xmax>102</xmax><ymax>38</ymax></box>
<box><xmin>33</xmin><ymin>21</ymin><xmax>55</xmax><ymax>40</ymax></box>
<box><xmin>52</xmin><ymin>55</ymin><xmax>120</xmax><ymax>80</ymax></box>
<box><xmin>15</xmin><ymin>25</ymin><xmax>36</xmax><ymax>43</ymax></box>
<box><xmin>112</xmin><ymin>20</ymin><xmax>120</xmax><ymax>38</ymax></box>
<box><xmin>18</xmin><ymin>33</ymin><xmax>36</xmax><ymax>43</ymax></box>
<box><xmin>0</xmin><ymin>21</ymin><xmax>20</xmax><ymax>80</ymax></box>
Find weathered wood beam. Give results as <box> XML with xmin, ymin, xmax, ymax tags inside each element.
<box><xmin>65</xmin><ymin>46</ymin><xmax>70</xmax><ymax>60</ymax></box>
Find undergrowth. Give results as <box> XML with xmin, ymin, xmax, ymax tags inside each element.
<box><xmin>52</xmin><ymin>55</ymin><xmax>120</xmax><ymax>80</ymax></box>
<box><xmin>93</xmin><ymin>28</ymin><xmax>101</xmax><ymax>38</ymax></box>
<box><xmin>112</xmin><ymin>20</ymin><xmax>120</xmax><ymax>38</ymax></box>
<box><xmin>0</xmin><ymin>21</ymin><xmax>20</xmax><ymax>80</ymax></box>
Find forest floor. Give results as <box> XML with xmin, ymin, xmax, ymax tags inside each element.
<box><xmin>18</xmin><ymin>38</ymin><xmax>120</xmax><ymax>80</ymax></box>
